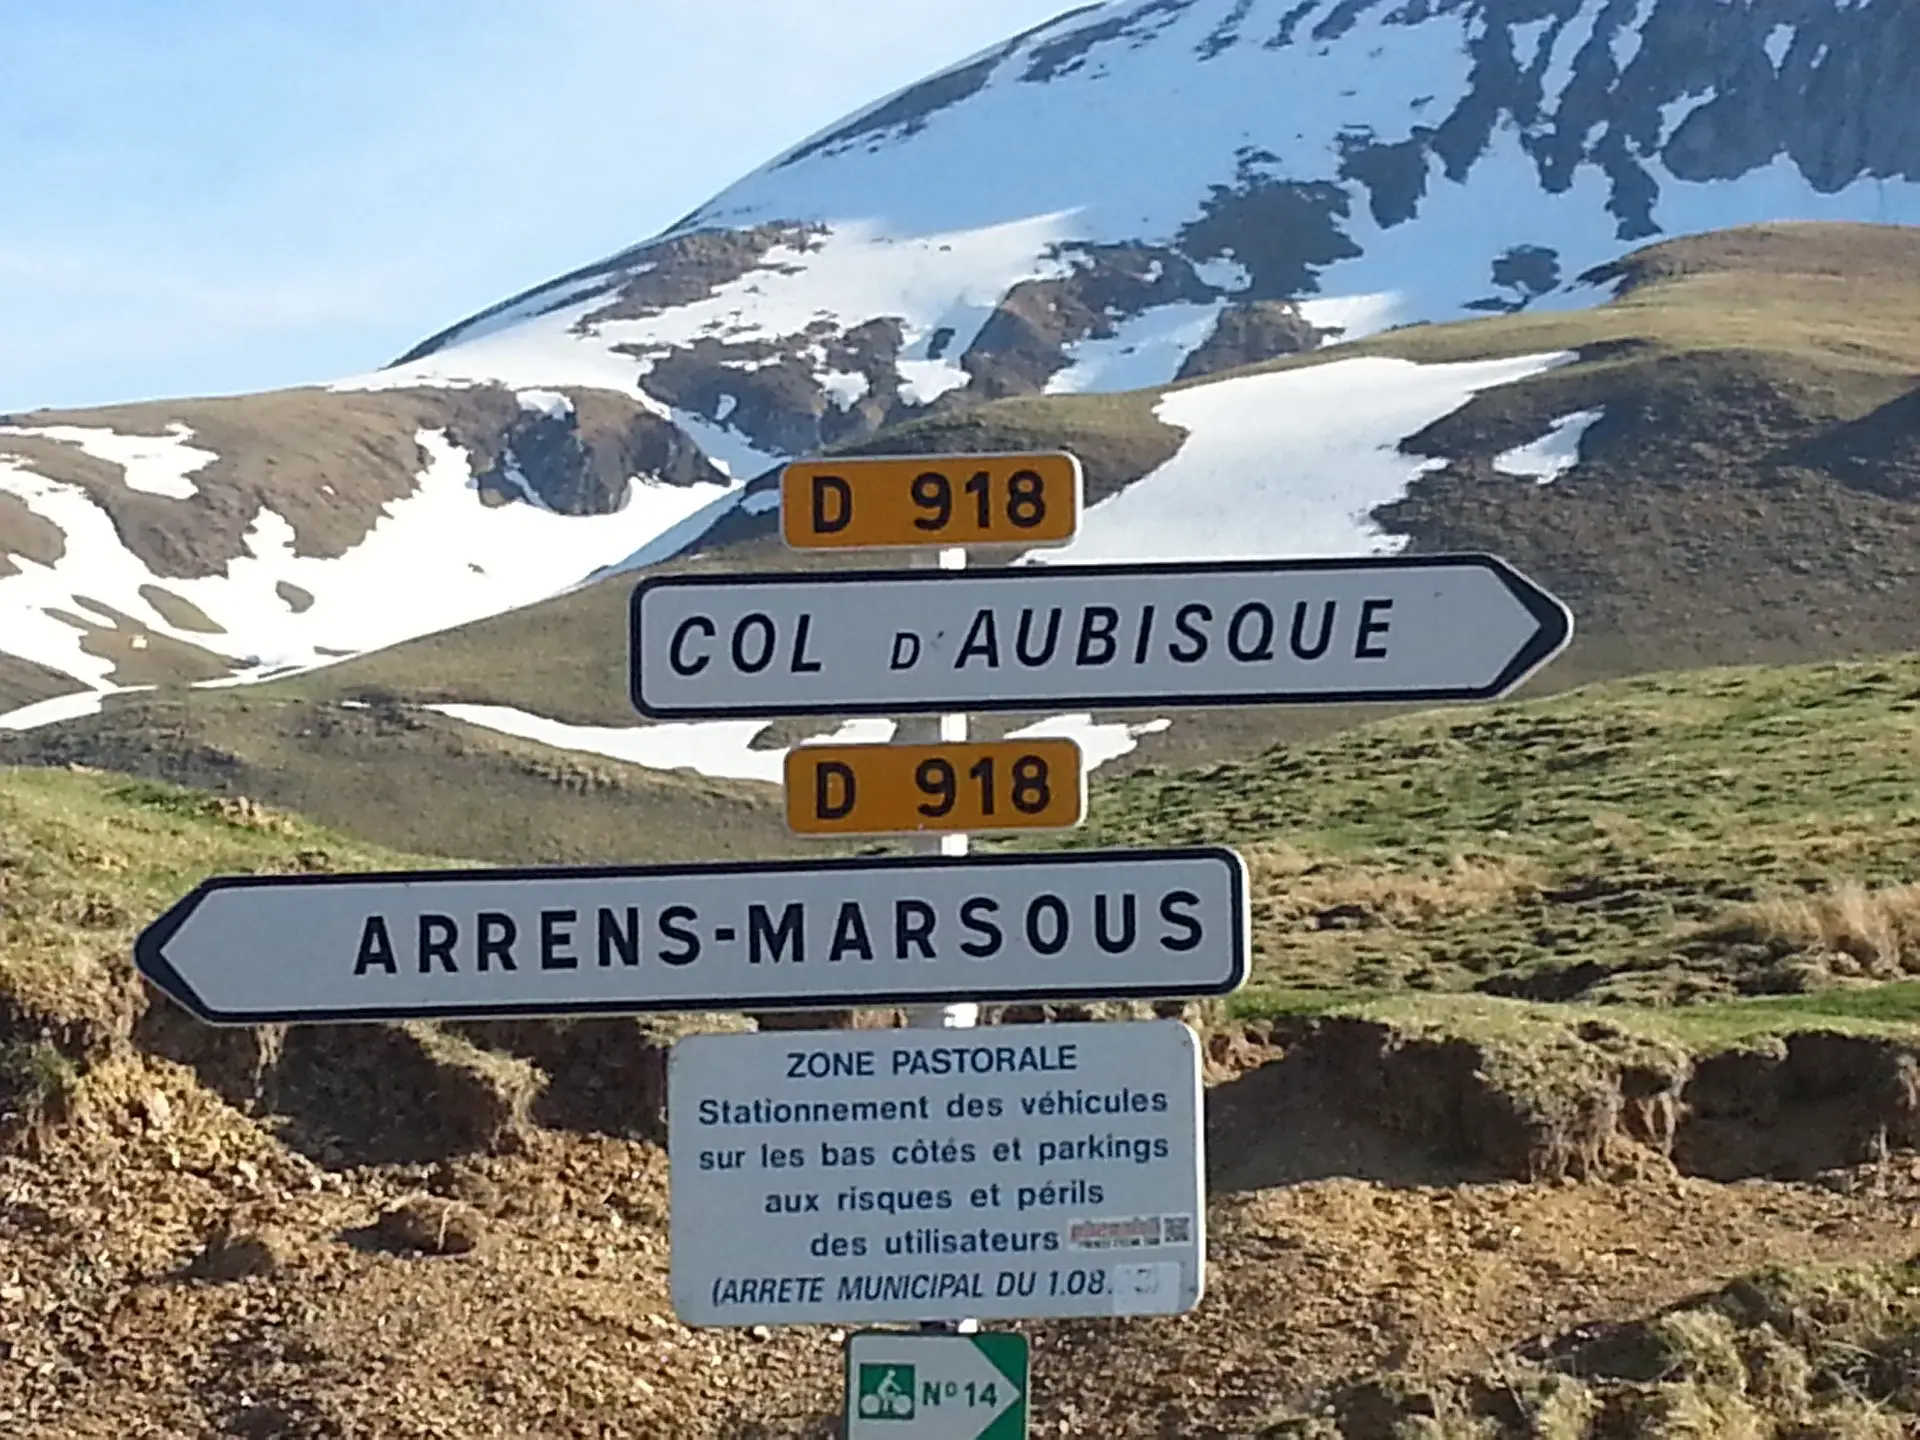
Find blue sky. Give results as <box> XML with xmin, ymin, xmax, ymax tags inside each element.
<box><xmin>1</xmin><ymin>0</ymin><xmax>1072</xmax><ymax>414</ymax></box>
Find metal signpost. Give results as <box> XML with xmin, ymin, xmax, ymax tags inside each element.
<box><xmin>628</xmin><ymin>554</ymin><xmax>1573</xmax><ymax>720</ymax></box>
<box><xmin>136</xmin><ymin>439</ymin><xmax>1573</xmax><ymax>1437</ymax></box>
<box><xmin>666</xmin><ymin>1020</ymin><xmax>1205</xmax><ymax>1327</ymax></box>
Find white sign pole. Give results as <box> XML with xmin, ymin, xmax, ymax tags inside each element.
<box><xmin>912</xmin><ymin>544</ymin><xmax>979</xmax><ymax>1341</ymax></box>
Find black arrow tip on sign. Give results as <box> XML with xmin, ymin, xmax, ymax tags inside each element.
<box><xmin>132</xmin><ymin>883</ymin><xmax>225</xmax><ymax>1025</ymax></box>
<box><xmin>1478</xmin><ymin>553</ymin><xmax>1574</xmax><ymax>699</ymax></box>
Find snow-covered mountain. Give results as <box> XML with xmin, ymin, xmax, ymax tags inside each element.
<box><xmin>381</xmin><ymin>0</ymin><xmax>1920</xmax><ymax>472</ymax></box>
<box><xmin>3</xmin><ymin>0</ymin><xmax>1917</xmax><ymax>739</ymax></box>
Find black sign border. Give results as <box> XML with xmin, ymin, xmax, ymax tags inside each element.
<box><xmin>134</xmin><ymin>846</ymin><xmax>1248</xmax><ymax>1026</ymax></box>
<box><xmin>628</xmin><ymin>552</ymin><xmax>1572</xmax><ymax>719</ymax></box>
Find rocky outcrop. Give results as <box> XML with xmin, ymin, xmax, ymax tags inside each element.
<box><xmin>456</xmin><ymin>390</ymin><xmax>727</xmax><ymax>514</ymax></box>
<box><xmin>961</xmin><ymin>243</ymin><xmax>1221</xmax><ymax>397</ymax></box>
<box><xmin>1175</xmin><ymin>299</ymin><xmax>1327</xmax><ymax>379</ymax></box>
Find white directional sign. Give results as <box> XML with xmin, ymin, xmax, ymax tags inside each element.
<box><xmin>667</xmin><ymin>1020</ymin><xmax>1205</xmax><ymax>1327</ymax></box>
<box><xmin>628</xmin><ymin>554</ymin><xmax>1572</xmax><ymax>718</ymax></box>
<box><xmin>846</xmin><ymin>1332</ymin><xmax>1028</xmax><ymax>1439</ymax></box>
<box><xmin>134</xmin><ymin>851</ymin><xmax>1247</xmax><ymax>1025</ymax></box>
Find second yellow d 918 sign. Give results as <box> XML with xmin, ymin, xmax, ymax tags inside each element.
<box><xmin>784</xmin><ymin>739</ymin><xmax>1085</xmax><ymax>837</ymax></box>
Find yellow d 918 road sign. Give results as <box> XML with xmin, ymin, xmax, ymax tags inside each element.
<box><xmin>780</xmin><ymin>452</ymin><xmax>1082</xmax><ymax>550</ymax></box>
<box><xmin>785</xmin><ymin>738</ymin><xmax>1085</xmax><ymax>837</ymax></box>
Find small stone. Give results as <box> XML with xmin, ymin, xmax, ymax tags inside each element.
<box><xmin>375</xmin><ymin>1196</ymin><xmax>486</xmax><ymax>1255</ymax></box>
<box><xmin>426</xmin><ymin>1161</ymin><xmax>503</xmax><ymax>1212</ymax></box>
<box><xmin>188</xmin><ymin>1223</ymin><xmax>292</xmax><ymax>1282</ymax></box>
<box><xmin>140</xmin><ymin>1091</ymin><xmax>173</xmax><ymax>1132</ymax></box>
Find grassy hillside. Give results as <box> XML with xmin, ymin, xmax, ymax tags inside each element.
<box><xmin>6</xmin><ymin>644</ymin><xmax>1914</xmax><ymax>1036</ymax></box>
<box><xmin>0</xmin><ymin>688</ymin><xmax>822</xmax><ymax>868</ymax></box>
<box><xmin>10</xmin><ymin>650</ymin><xmax>1918</xmax><ymax>1029</ymax></box>
<box><xmin>0</xmin><ymin>764</ymin><xmax>443</xmax><ymax>1062</ymax></box>
<box><xmin>1048</xmin><ymin>650</ymin><xmax>1920</xmax><ymax>1011</ymax></box>
<box><xmin>8</xmin><ymin>648</ymin><xmax>1920</xmax><ymax>1022</ymax></box>
<box><xmin>5</xmin><ymin>653</ymin><xmax>1920</xmax><ymax>1434</ymax></box>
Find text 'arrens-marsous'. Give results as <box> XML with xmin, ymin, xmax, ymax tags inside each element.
<box><xmin>346</xmin><ymin>889</ymin><xmax>1208</xmax><ymax>976</ymax></box>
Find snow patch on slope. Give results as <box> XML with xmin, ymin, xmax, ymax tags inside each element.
<box><xmin>0</xmin><ymin>432</ymin><xmax>736</xmax><ymax>698</ymax></box>
<box><xmin>1004</xmin><ymin>713</ymin><xmax>1172</xmax><ymax>770</ymax></box>
<box><xmin>1297</xmin><ymin>292</ymin><xmax>1403</xmax><ymax>340</ymax></box>
<box><xmin>0</xmin><ymin>687</ymin><xmax>136</xmax><ymax>731</ymax></box>
<box><xmin>820</xmin><ymin>369</ymin><xmax>872</xmax><ymax>409</ymax></box>
<box><xmin>1649</xmin><ymin>154</ymin><xmax>1916</xmax><ymax>241</ymax></box>
<box><xmin>1033</xmin><ymin>351</ymin><xmax>1576</xmax><ymax>566</ymax></box>
<box><xmin>686</xmin><ymin>3</ymin><xmax>1479</xmax><ymax>247</ymax></box>
<box><xmin>329</xmin><ymin>293</ymin><xmax>662</xmax><ymax>400</ymax></box>
<box><xmin>898</xmin><ymin>357</ymin><xmax>974</xmax><ymax>406</ymax></box>
<box><xmin>0</xmin><ymin>422</ymin><xmax>217</xmax><ymax>499</ymax></box>
<box><xmin>607</xmin><ymin>216</ymin><xmax>1076</xmax><ymax>363</ymax></box>
<box><xmin>1044</xmin><ymin>301</ymin><xmax>1225</xmax><ymax>394</ymax></box>
<box><xmin>1765</xmin><ymin>23</ymin><xmax>1797</xmax><ymax>69</ymax></box>
<box><xmin>667</xmin><ymin>408</ymin><xmax>781</xmax><ymax>481</ymax></box>
<box><xmin>1497</xmin><ymin>408</ymin><xmax>1605</xmax><ymax>485</ymax></box>
<box><xmin>336</xmin><ymin>215</ymin><xmax>1083</xmax><ymax>462</ymax></box>
<box><xmin>426</xmin><ymin>708</ymin><xmax>896</xmax><ymax>784</ymax></box>
<box><xmin>0</xmin><ymin>691</ymin><xmax>104</xmax><ymax>731</ymax></box>
<box><xmin>584</xmin><ymin>483</ymin><xmax>758</xmax><ymax>586</ymax></box>
<box><xmin>1540</xmin><ymin>0</ymin><xmax>1606</xmax><ymax>101</ymax></box>
<box><xmin>425</xmin><ymin>706</ymin><xmax>1171</xmax><ymax>786</ymax></box>
<box><xmin>516</xmin><ymin>388</ymin><xmax>574</xmax><ymax>419</ymax></box>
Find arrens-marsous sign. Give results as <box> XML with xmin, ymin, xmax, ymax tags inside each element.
<box><xmin>134</xmin><ymin>850</ymin><xmax>1247</xmax><ymax>1024</ymax></box>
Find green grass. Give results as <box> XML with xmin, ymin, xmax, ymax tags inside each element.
<box><xmin>0</xmin><ymin>765</ymin><xmax>446</xmax><ymax>1025</ymax></box>
<box><xmin>1026</xmin><ymin>652</ymin><xmax>1920</xmax><ymax>1011</ymax></box>
<box><xmin>0</xmin><ymin>1037</ymin><xmax>82</xmax><ymax>1133</ymax></box>
<box><xmin>12</xmin><ymin>651</ymin><xmax>1920</xmax><ymax>1039</ymax></box>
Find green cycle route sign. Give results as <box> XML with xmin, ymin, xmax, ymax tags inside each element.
<box><xmin>844</xmin><ymin>1331</ymin><xmax>1027</xmax><ymax>1438</ymax></box>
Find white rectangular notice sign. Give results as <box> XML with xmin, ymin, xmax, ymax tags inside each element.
<box><xmin>668</xmin><ymin>1020</ymin><xmax>1205</xmax><ymax>1327</ymax></box>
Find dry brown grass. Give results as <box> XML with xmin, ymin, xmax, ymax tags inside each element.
<box><xmin>1715</xmin><ymin>882</ymin><xmax>1920</xmax><ymax>977</ymax></box>
<box><xmin>1244</xmin><ymin>845</ymin><xmax>1545</xmax><ymax>928</ymax></box>
<box><xmin>1267</xmin><ymin>1252</ymin><xmax>1920</xmax><ymax>1437</ymax></box>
